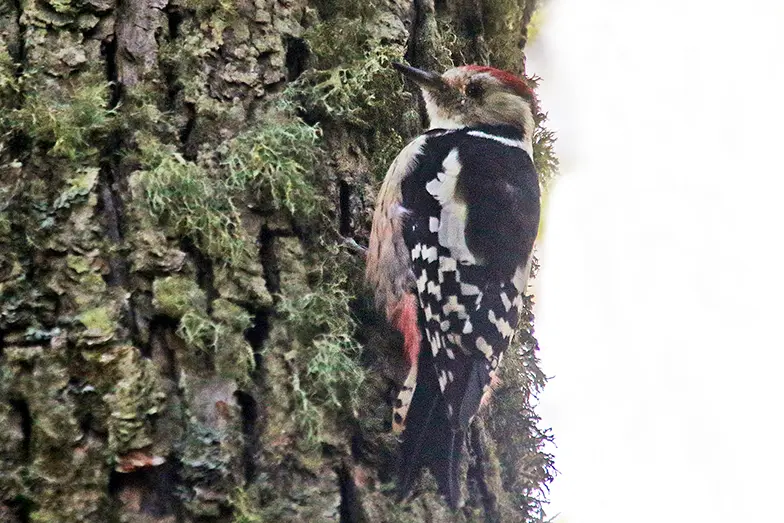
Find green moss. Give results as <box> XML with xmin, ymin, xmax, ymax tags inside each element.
<box><xmin>526</xmin><ymin>6</ymin><xmax>545</xmax><ymax>44</ymax></box>
<box><xmin>77</xmin><ymin>306</ymin><xmax>117</xmax><ymax>344</ymax></box>
<box><xmin>487</xmin><ymin>296</ymin><xmax>555</xmax><ymax>519</ymax></box>
<box><xmin>153</xmin><ymin>275</ymin><xmax>207</xmax><ymax>319</ymax></box>
<box><xmin>231</xmin><ymin>488</ymin><xmax>265</xmax><ymax>523</ymax></box>
<box><xmin>180</xmin><ymin>0</ymin><xmax>238</xmax><ymax>23</ymax></box>
<box><xmin>8</xmin><ymin>351</ymin><xmax>112</xmax><ymax>522</ymax></box>
<box><xmin>0</xmin><ymin>211</ymin><xmax>11</xmax><ymax>238</ymax></box>
<box><xmin>118</xmin><ymin>84</ymin><xmax>174</xmax><ymax>140</ymax></box>
<box><xmin>288</xmin><ymin>366</ymin><xmax>325</xmax><ymax>445</ymax></box>
<box><xmin>52</xmin><ymin>167</ymin><xmax>99</xmax><ymax>210</ymax></box>
<box><xmin>0</xmin><ymin>48</ymin><xmax>17</xmax><ymax>107</ymax></box>
<box><xmin>304</xmin><ymin>18</ymin><xmax>375</xmax><ymax>70</ymax></box>
<box><xmin>214</xmin><ymin>264</ymin><xmax>273</xmax><ymax>308</ymax></box>
<box><xmin>179</xmin><ymin>419</ymin><xmax>241</xmax><ymax>517</ymax></box>
<box><xmin>529</xmin><ymin>77</ymin><xmax>560</xmax><ymax>187</ymax></box>
<box><xmin>175</xmin><ymin>300</ymin><xmax>255</xmax><ymax>385</ymax></box>
<box><xmin>3</xmin><ymin>70</ymin><xmax>114</xmax><ymax>161</ymax></box>
<box><xmin>294</xmin><ymin>26</ymin><xmax>418</xmax><ymax>178</ymax></box>
<box><xmin>276</xmin><ymin>271</ymin><xmax>365</xmax><ymax>443</ymax></box>
<box><xmin>306</xmin><ymin>332</ymin><xmax>364</xmax><ymax>410</ymax></box>
<box><xmin>136</xmin><ymin>134</ymin><xmax>253</xmax><ymax>264</ymax></box>
<box><xmin>212</xmin><ymin>298</ymin><xmax>255</xmax><ymax>384</ymax></box>
<box><xmin>49</xmin><ymin>0</ymin><xmax>78</xmax><ymax>15</ymax></box>
<box><xmin>481</xmin><ymin>0</ymin><xmax>529</xmax><ymax>74</ymax></box>
<box><xmin>177</xmin><ymin>311</ymin><xmax>216</xmax><ymax>352</ymax></box>
<box><xmin>290</xmin><ymin>45</ymin><xmax>408</xmax><ymax>128</ymax></box>
<box><xmin>311</xmin><ymin>0</ymin><xmax>378</xmax><ymax>20</ymax></box>
<box><xmin>65</xmin><ymin>254</ymin><xmax>91</xmax><ymax>274</ymax></box>
<box><xmin>71</xmin><ymin>273</ymin><xmax>108</xmax><ymax>310</ymax></box>
<box><xmin>432</xmin><ymin>18</ymin><xmax>465</xmax><ymax>70</ymax></box>
<box><xmin>136</xmin><ymin>96</ymin><xmax>326</xmax><ymax>261</ymax></box>
<box><xmin>157</xmin><ymin>32</ymin><xmax>211</xmax><ymax>108</ymax></box>
<box><xmin>533</xmin><ymin>125</ymin><xmax>558</xmax><ymax>188</ymax></box>
<box><xmin>222</xmin><ymin>116</ymin><xmax>322</xmax><ymax>218</ymax></box>
<box><xmin>533</xmin><ymin>116</ymin><xmax>559</xmax><ymax>188</ymax></box>
<box><xmin>105</xmin><ymin>346</ymin><xmax>166</xmax><ymax>456</ymax></box>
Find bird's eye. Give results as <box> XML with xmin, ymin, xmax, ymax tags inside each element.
<box><xmin>465</xmin><ymin>82</ymin><xmax>483</xmax><ymax>98</ymax></box>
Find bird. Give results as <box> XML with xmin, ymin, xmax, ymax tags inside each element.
<box><xmin>365</xmin><ymin>62</ymin><xmax>541</xmax><ymax>508</ymax></box>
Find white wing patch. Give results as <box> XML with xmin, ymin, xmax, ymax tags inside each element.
<box><xmin>488</xmin><ymin>309</ymin><xmax>515</xmax><ymax>340</ymax></box>
<box><xmin>476</xmin><ymin>336</ymin><xmax>493</xmax><ymax>359</ymax></box>
<box><xmin>425</xmin><ymin>149</ymin><xmax>478</xmax><ymax>265</ymax></box>
<box><xmin>443</xmin><ymin>295</ymin><xmax>468</xmax><ymax>319</ymax></box>
<box><xmin>422</xmin><ymin>246</ymin><xmax>438</xmax><ymax>263</ymax></box>
<box><xmin>424</xmin><ymin>304</ymin><xmax>437</xmax><ymax>322</ymax></box>
<box><xmin>426</xmin><ymin>281</ymin><xmax>442</xmax><ymax>301</ymax></box>
<box><xmin>439</xmin><ymin>256</ymin><xmax>457</xmax><ymax>272</ymax></box>
<box><xmin>512</xmin><ymin>263</ymin><xmax>530</xmax><ymax>294</ymax></box>
<box><xmin>500</xmin><ymin>292</ymin><xmax>512</xmax><ymax>312</ymax></box>
<box><xmin>416</xmin><ymin>269</ymin><xmax>428</xmax><ymax>293</ymax></box>
<box><xmin>438</xmin><ymin>370</ymin><xmax>448</xmax><ymax>392</ymax></box>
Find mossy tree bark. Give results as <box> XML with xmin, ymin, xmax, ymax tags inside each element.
<box><xmin>0</xmin><ymin>0</ymin><xmax>555</xmax><ymax>521</ymax></box>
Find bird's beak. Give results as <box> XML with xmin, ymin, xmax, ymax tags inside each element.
<box><xmin>393</xmin><ymin>62</ymin><xmax>446</xmax><ymax>91</ymax></box>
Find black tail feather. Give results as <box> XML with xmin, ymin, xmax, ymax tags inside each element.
<box><xmin>396</xmin><ymin>381</ymin><xmax>440</xmax><ymax>497</ymax></box>
<box><xmin>428</xmin><ymin>426</ymin><xmax>463</xmax><ymax>509</ymax></box>
<box><xmin>396</xmin><ymin>350</ymin><xmax>464</xmax><ymax>509</ymax></box>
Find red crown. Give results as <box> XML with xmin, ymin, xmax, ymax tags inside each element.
<box><xmin>459</xmin><ymin>65</ymin><xmax>534</xmax><ymax>101</ymax></box>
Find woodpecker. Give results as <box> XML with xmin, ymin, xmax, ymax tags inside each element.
<box><xmin>366</xmin><ymin>62</ymin><xmax>541</xmax><ymax>507</ymax></box>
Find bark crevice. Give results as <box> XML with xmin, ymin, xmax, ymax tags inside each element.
<box><xmin>284</xmin><ymin>36</ymin><xmax>309</xmax><ymax>82</ymax></box>
<box><xmin>103</xmin><ymin>33</ymin><xmax>122</xmax><ymax>110</ymax></box>
<box><xmin>9</xmin><ymin>399</ymin><xmax>32</xmax><ymax>462</ymax></box>
<box><xmin>258</xmin><ymin>226</ymin><xmax>285</xmax><ymax>296</ymax></box>
<box><xmin>338</xmin><ymin>180</ymin><xmax>353</xmax><ymax>237</ymax></box>
<box><xmin>181</xmin><ymin>239</ymin><xmax>217</xmax><ymax>311</ymax></box>
<box><xmin>108</xmin><ymin>461</ymin><xmax>185</xmax><ymax>522</ymax></box>
<box><xmin>405</xmin><ymin>0</ymin><xmax>432</xmax><ymax>128</ymax></box>
<box><xmin>166</xmin><ymin>6</ymin><xmax>183</xmax><ymax>40</ymax></box>
<box><xmin>467</xmin><ymin>422</ymin><xmax>500</xmax><ymax>522</ymax></box>
<box><xmin>337</xmin><ymin>463</ymin><xmax>363</xmax><ymax>523</ymax></box>
<box><xmin>10</xmin><ymin>0</ymin><xmax>25</xmax><ymax>71</ymax></box>
<box><xmin>234</xmin><ymin>390</ymin><xmax>260</xmax><ymax>484</ymax></box>
<box><xmin>96</xmin><ymin>30</ymin><xmax>130</xmax><ymax>285</ymax></box>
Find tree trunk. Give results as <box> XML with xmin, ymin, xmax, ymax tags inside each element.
<box><xmin>0</xmin><ymin>0</ymin><xmax>555</xmax><ymax>521</ymax></box>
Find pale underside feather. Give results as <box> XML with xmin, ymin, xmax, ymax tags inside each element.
<box><xmin>366</xmin><ymin>135</ymin><xmax>428</xmax><ymax>317</ymax></box>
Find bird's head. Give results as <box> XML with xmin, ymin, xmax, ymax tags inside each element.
<box><xmin>393</xmin><ymin>63</ymin><xmax>537</xmax><ymax>139</ymax></box>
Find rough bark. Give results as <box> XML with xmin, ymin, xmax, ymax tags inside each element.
<box><xmin>0</xmin><ymin>0</ymin><xmax>555</xmax><ymax>521</ymax></box>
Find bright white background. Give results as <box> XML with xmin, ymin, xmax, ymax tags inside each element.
<box><xmin>528</xmin><ymin>1</ymin><xmax>784</xmax><ymax>521</ymax></box>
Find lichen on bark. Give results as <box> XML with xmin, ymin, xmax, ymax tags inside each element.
<box><xmin>0</xmin><ymin>0</ymin><xmax>556</xmax><ymax>521</ymax></box>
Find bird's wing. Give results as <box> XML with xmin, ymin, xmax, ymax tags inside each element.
<box><xmin>402</xmin><ymin>130</ymin><xmax>540</xmax><ymax>429</ymax></box>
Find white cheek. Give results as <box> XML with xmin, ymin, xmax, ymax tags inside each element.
<box><xmin>422</xmin><ymin>89</ymin><xmax>467</xmax><ymax>129</ymax></box>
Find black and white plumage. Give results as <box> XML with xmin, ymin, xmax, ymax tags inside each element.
<box><xmin>366</xmin><ymin>64</ymin><xmax>541</xmax><ymax>508</ymax></box>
